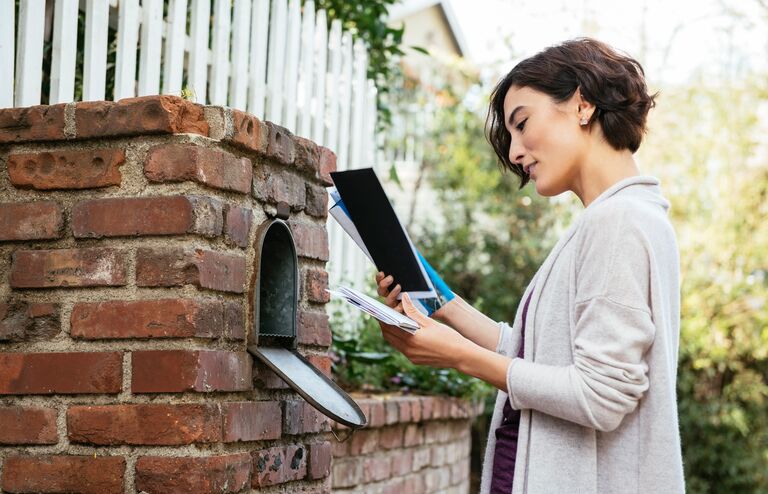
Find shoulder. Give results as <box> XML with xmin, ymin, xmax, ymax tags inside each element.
<box><xmin>580</xmin><ymin>195</ymin><xmax>674</xmax><ymax>245</ymax></box>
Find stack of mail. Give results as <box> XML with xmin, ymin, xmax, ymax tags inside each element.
<box><xmin>327</xmin><ymin>285</ymin><xmax>420</xmax><ymax>333</ymax></box>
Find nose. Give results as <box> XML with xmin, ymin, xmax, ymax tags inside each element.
<box><xmin>508</xmin><ymin>139</ymin><xmax>526</xmax><ymax>167</ymax></box>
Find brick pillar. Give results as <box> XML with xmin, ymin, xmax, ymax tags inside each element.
<box><xmin>0</xmin><ymin>95</ymin><xmax>337</xmax><ymax>494</ymax></box>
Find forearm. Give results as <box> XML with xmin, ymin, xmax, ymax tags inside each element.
<box><xmin>454</xmin><ymin>340</ymin><xmax>513</xmax><ymax>391</ymax></box>
<box><xmin>432</xmin><ymin>295</ymin><xmax>501</xmax><ymax>351</ymax></box>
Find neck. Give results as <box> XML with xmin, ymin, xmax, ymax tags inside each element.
<box><xmin>571</xmin><ymin>147</ymin><xmax>640</xmax><ymax>207</ymax></box>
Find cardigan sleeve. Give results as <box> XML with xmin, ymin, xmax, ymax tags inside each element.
<box><xmin>506</xmin><ymin>203</ymin><xmax>657</xmax><ymax>432</ymax></box>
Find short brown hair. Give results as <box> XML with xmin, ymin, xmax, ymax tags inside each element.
<box><xmin>486</xmin><ymin>38</ymin><xmax>657</xmax><ymax>187</ymax></box>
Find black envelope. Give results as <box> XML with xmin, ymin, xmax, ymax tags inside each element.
<box><xmin>330</xmin><ymin>168</ymin><xmax>434</xmax><ymax>296</ymax></box>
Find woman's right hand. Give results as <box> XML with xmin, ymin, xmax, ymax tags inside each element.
<box><xmin>375</xmin><ymin>271</ymin><xmax>403</xmax><ymax>312</ymax></box>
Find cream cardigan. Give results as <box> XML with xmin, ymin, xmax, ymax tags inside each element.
<box><xmin>480</xmin><ymin>176</ymin><xmax>685</xmax><ymax>493</ymax></box>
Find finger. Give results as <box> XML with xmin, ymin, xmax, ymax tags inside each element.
<box><xmin>376</xmin><ymin>272</ymin><xmax>384</xmax><ymax>282</ymax></box>
<box><xmin>377</xmin><ymin>284</ymin><xmax>389</xmax><ymax>297</ymax></box>
<box><xmin>385</xmin><ymin>284</ymin><xmax>401</xmax><ymax>307</ymax></box>
<box><xmin>377</xmin><ymin>276</ymin><xmax>394</xmax><ymax>296</ymax></box>
<box><xmin>401</xmin><ymin>293</ymin><xmax>429</xmax><ymax>323</ymax></box>
<box><xmin>379</xmin><ymin>275</ymin><xmax>393</xmax><ymax>287</ymax></box>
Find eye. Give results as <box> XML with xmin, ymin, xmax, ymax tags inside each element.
<box><xmin>516</xmin><ymin>118</ymin><xmax>528</xmax><ymax>132</ymax></box>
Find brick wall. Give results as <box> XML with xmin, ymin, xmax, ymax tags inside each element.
<box><xmin>332</xmin><ymin>395</ymin><xmax>483</xmax><ymax>494</ymax></box>
<box><xmin>0</xmin><ymin>95</ymin><xmax>337</xmax><ymax>493</ymax></box>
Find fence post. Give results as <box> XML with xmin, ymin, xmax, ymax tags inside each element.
<box><xmin>50</xmin><ymin>0</ymin><xmax>79</xmax><ymax>104</ymax></box>
<box><xmin>138</xmin><ymin>0</ymin><xmax>163</xmax><ymax>96</ymax></box>
<box><xmin>114</xmin><ymin>0</ymin><xmax>140</xmax><ymax>101</ymax></box>
<box><xmin>14</xmin><ymin>0</ymin><xmax>45</xmax><ymax>107</ymax></box>
<box><xmin>230</xmin><ymin>0</ymin><xmax>252</xmax><ymax>109</ymax></box>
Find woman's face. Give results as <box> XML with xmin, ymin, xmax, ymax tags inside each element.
<box><xmin>503</xmin><ymin>85</ymin><xmax>587</xmax><ymax>197</ymax></box>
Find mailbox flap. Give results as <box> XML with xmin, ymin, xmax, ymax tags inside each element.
<box><xmin>249</xmin><ymin>346</ymin><xmax>367</xmax><ymax>429</ymax></box>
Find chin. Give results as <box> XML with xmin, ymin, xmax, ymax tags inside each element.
<box><xmin>534</xmin><ymin>179</ymin><xmax>567</xmax><ymax>197</ymax></box>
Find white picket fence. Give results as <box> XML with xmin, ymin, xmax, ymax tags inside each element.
<box><xmin>1</xmin><ymin>0</ymin><xmax>378</xmax><ymax>291</ymax></box>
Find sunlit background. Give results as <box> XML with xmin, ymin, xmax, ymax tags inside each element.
<box><xmin>334</xmin><ymin>1</ymin><xmax>768</xmax><ymax>491</ymax></box>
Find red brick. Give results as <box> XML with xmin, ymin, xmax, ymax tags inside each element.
<box><xmin>363</xmin><ymin>456</ymin><xmax>392</xmax><ymax>483</ymax></box>
<box><xmin>72</xmin><ymin>196</ymin><xmax>222</xmax><ymax>238</ymax></box>
<box><xmin>349</xmin><ymin>428</ymin><xmax>379</xmax><ymax>455</ymax></box>
<box><xmin>252</xmin><ymin>444</ymin><xmax>307</xmax><ymax>487</ymax></box>
<box><xmin>0</xmin><ymin>406</ymin><xmax>58</xmax><ymax>444</ymax></box>
<box><xmin>0</xmin><ymin>104</ymin><xmax>66</xmax><ymax>143</ymax></box>
<box><xmin>75</xmin><ymin>95</ymin><xmax>208</xmax><ymax>138</ymax></box>
<box><xmin>398</xmin><ymin>397</ymin><xmax>413</xmax><ymax>423</ymax></box>
<box><xmin>135</xmin><ymin>454</ymin><xmax>251</xmax><ymax>494</ymax></box>
<box><xmin>0</xmin><ymin>301</ymin><xmax>60</xmax><ymax>341</ymax></box>
<box><xmin>382</xmin><ymin>478</ymin><xmax>407</xmax><ymax>494</ymax></box>
<box><xmin>412</xmin><ymin>447</ymin><xmax>431</xmax><ymax>471</ymax></box>
<box><xmin>222</xmin><ymin>300</ymin><xmax>246</xmax><ymax>340</ymax></box>
<box><xmin>421</xmin><ymin>396</ymin><xmax>434</xmax><ymax>420</ymax></box>
<box><xmin>0</xmin><ymin>352</ymin><xmax>122</xmax><ymax>395</ymax></box>
<box><xmin>0</xmin><ymin>201</ymin><xmax>63</xmax><ymax>241</ymax></box>
<box><xmin>332</xmin><ymin>459</ymin><xmax>361</xmax><ymax>488</ymax></box>
<box><xmin>307</xmin><ymin>441</ymin><xmax>332</xmax><ymax>480</ymax></box>
<box><xmin>386</xmin><ymin>400</ymin><xmax>400</xmax><ymax>424</ymax></box>
<box><xmin>253</xmin><ymin>360</ymin><xmax>290</xmax><ymax>390</ymax></box>
<box><xmin>132</xmin><ymin>350</ymin><xmax>251</xmax><ymax>393</ymax></box>
<box><xmin>10</xmin><ymin>248</ymin><xmax>126</xmax><ymax>288</ymax></box>
<box><xmin>297</xmin><ymin>311</ymin><xmax>331</xmax><ymax>346</ymax></box>
<box><xmin>228</xmin><ymin>109</ymin><xmax>268</xmax><ymax>153</ymax></box>
<box><xmin>391</xmin><ymin>450</ymin><xmax>414</xmax><ymax>476</ymax></box>
<box><xmin>305</xmin><ymin>183</ymin><xmax>328</xmax><ymax>218</ymax></box>
<box><xmin>332</xmin><ymin>435</ymin><xmax>350</xmax><ymax>457</ymax></box>
<box><xmin>318</xmin><ymin>146</ymin><xmax>336</xmax><ymax>186</ymax></box>
<box><xmin>380</xmin><ymin>424</ymin><xmax>404</xmax><ymax>449</ymax></box>
<box><xmin>136</xmin><ymin>247</ymin><xmax>246</xmax><ymax>293</ymax></box>
<box><xmin>253</xmin><ymin>166</ymin><xmax>307</xmax><ymax>209</ymax></box>
<box><xmin>294</xmin><ymin>136</ymin><xmax>320</xmax><ymax>174</ymax></box>
<box><xmin>424</xmin><ymin>421</ymin><xmax>450</xmax><ymax>444</ymax></box>
<box><xmin>1</xmin><ymin>456</ymin><xmax>125</xmax><ymax>494</ymax></box>
<box><xmin>71</xmin><ymin>298</ymin><xmax>230</xmax><ymax>339</ymax></box>
<box><xmin>265</xmin><ymin>122</ymin><xmax>296</xmax><ymax>165</ymax></box>
<box><xmin>304</xmin><ymin>268</ymin><xmax>330</xmax><ymax>303</ymax></box>
<box><xmin>67</xmin><ymin>403</ymin><xmax>220</xmax><ymax>445</ymax></box>
<box><xmin>144</xmin><ymin>144</ymin><xmax>252</xmax><ymax>193</ymax></box>
<box><xmin>221</xmin><ymin>401</ymin><xmax>281</xmax><ymax>442</ymax></box>
<box><xmin>403</xmin><ymin>424</ymin><xmax>423</xmax><ymax>447</ymax></box>
<box><xmin>410</xmin><ymin>396</ymin><xmax>422</xmax><ymax>422</ymax></box>
<box><xmin>403</xmin><ymin>472</ymin><xmax>426</xmax><ymax>492</ymax></box>
<box><xmin>7</xmin><ymin>149</ymin><xmax>124</xmax><ymax>189</ymax></box>
<box><xmin>284</xmin><ymin>400</ymin><xmax>330</xmax><ymax>435</ymax></box>
<box><xmin>306</xmin><ymin>353</ymin><xmax>332</xmax><ymax>378</ymax></box>
<box><xmin>368</xmin><ymin>400</ymin><xmax>386</xmax><ymax>427</ymax></box>
<box><xmin>291</xmin><ymin>222</ymin><xmax>329</xmax><ymax>261</ymax></box>
<box><xmin>224</xmin><ymin>204</ymin><xmax>252</xmax><ymax>248</ymax></box>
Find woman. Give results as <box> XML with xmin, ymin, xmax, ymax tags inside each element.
<box><xmin>374</xmin><ymin>38</ymin><xmax>685</xmax><ymax>493</ymax></box>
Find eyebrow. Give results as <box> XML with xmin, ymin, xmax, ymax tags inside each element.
<box><xmin>507</xmin><ymin>106</ymin><xmax>527</xmax><ymax>127</ymax></box>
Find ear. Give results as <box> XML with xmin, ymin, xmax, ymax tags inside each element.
<box><xmin>574</xmin><ymin>87</ymin><xmax>596</xmax><ymax>123</ymax></box>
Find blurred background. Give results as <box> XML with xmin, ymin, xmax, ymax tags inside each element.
<box><xmin>329</xmin><ymin>1</ymin><xmax>768</xmax><ymax>492</ymax></box>
<box><xmin>5</xmin><ymin>0</ymin><xmax>766</xmax><ymax>490</ymax></box>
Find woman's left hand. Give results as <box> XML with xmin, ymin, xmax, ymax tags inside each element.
<box><xmin>379</xmin><ymin>293</ymin><xmax>469</xmax><ymax>369</ymax></box>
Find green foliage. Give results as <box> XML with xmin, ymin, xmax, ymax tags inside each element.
<box><xmin>416</xmin><ymin>76</ymin><xmax>565</xmax><ymax>324</ymax></box>
<box><xmin>311</xmin><ymin>0</ymin><xmax>417</xmax><ymax>131</ymax></box>
<box><xmin>330</xmin><ymin>301</ymin><xmax>489</xmax><ymax>401</ymax></box>
<box><xmin>640</xmin><ymin>76</ymin><xmax>768</xmax><ymax>492</ymax></box>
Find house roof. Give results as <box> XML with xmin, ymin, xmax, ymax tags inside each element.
<box><xmin>387</xmin><ymin>0</ymin><xmax>469</xmax><ymax>57</ymax></box>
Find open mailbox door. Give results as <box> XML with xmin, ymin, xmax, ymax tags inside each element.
<box><xmin>247</xmin><ymin>207</ymin><xmax>366</xmax><ymax>430</ymax></box>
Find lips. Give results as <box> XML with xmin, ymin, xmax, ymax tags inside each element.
<box><xmin>524</xmin><ymin>161</ymin><xmax>538</xmax><ymax>175</ymax></box>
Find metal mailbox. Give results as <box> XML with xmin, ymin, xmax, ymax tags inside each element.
<box><xmin>247</xmin><ymin>205</ymin><xmax>366</xmax><ymax>430</ymax></box>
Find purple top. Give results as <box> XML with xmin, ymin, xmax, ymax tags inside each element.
<box><xmin>491</xmin><ymin>289</ymin><xmax>534</xmax><ymax>493</ymax></box>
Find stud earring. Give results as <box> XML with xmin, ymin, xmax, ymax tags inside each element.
<box><xmin>580</xmin><ymin>118</ymin><xmax>588</xmax><ymax>126</ymax></box>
